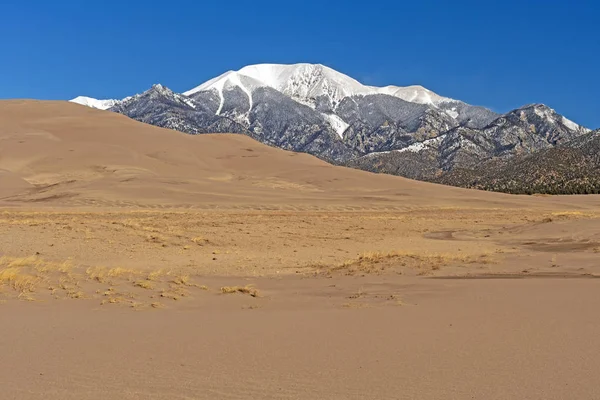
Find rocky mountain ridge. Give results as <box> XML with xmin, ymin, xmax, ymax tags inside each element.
<box><xmin>71</xmin><ymin>63</ymin><xmax>594</xmax><ymax>194</ymax></box>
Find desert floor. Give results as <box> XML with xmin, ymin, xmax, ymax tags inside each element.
<box><xmin>1</xmin><ymin>101</ymin><xmax>600</xmax><ymax>399</ymax></box>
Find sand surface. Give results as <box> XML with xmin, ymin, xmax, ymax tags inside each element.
<box><xmin>1</xmin><ymin>101</ymin><xmax>600</xmax><ymax>399</ymax></box>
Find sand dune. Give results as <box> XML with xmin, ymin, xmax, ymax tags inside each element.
<box><xmin>2</xmin><ymin>100</ymin><xmax>598</xmax><ymax>211</ymax></box>
<box><xmin>1</xmin><ymin>100</ymin><xmax>600</xmax><ymax>399</ymax></box>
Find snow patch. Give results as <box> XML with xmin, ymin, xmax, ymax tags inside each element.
<box><xmin>322</xmin><ymin>113</ymin><xmax>349</xmax><ymax>138</ymax></box>
<box><xmin>561</xmin><ymin>116</ymin><xmax>580</xmax><ymax>131</ymax></box>
<box><xmin>397</xmin><ymin>135</ymin><xmax>444</xmax><ymax>153</ymax></box>
<box><xmin>445</xmin><ymin>107</ymin><xmax>459</xmax><ymax>119</ymax></box>
<box><xmin>365</xmin><ymin>135</ymin><xmax>445</xmax><ymax>157</ymax></box>
<box><xmin>70</xmin><ymin>96</ymin><xmax>119</xmax><ymax>110</ymax></box>
<box><xmin>533</xmin><ymin>106</ymin><xmax>555</xmax><ymax>122</ymax></box>
<box><xmin>180</xmin><ymin>97</ymin><xmax>197</xmax><ymax>109</ymax></box>
<box><xmin>376</xmin><ymin>85</ymin><xmax>450</xmax><ymax>105</ymax></box>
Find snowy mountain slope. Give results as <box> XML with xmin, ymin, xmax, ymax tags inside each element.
<box><xmin>185</xmin><ymin>63</ymin><xmax>455</xmax><ymax>109</ymax></box>
<box><xmin>112</xmin><ymin>84</ymin><xmax>357</xmax><ymax>162</ymax></box>
<box><xmin>376</xmin><ymin>85</ymin><xmax>449</xmax><ymax>105</ymax></box>
<box><xmin>185</xmin><ymin>64</ymin><xmax>372</xmax><ymax>107</ymax></box>
<box><xmin>66</xmin><ymin>62</ymin><xmax>594</xmax><ymax>194</ymax></box>
<box><xmin>70</xmin><ymin>96</ymin><xmax>121</xmax><ymax>110</ymax></box>
<box><xmin>348</xmin><ymin>103</ymin><xmax>591</xmax><ymax>181</ymax></box>
<box><xmin>183</xmin><ymin>63</ymin><xmax>498</xmax><ymax>142</ymax></box>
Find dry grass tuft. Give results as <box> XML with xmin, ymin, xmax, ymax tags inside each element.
<box><xmin>18</xmin><ymin>292</ymin><xmax>37</xmax><ymax>302</ymax></box>
<box><xmin>86</xmin><ymin>266</ymin><xmax>141</xmax><ymax>283</ymax></box>
<box><xmin>146</xmin><ymin>270</ymin><xmax>165</xmax><ymax>281</ymax></box>
<box><xmin>171</xmin><ymin>275</ymin><xmax>191</xmax><ymax>285</ymax></box>
<box><xmin>107</xmin><ymin>267</ymin><xmax>139</xmax><ymax>279</ymax></box>
<box><xmin>0</xmin><ymin>256</ymin><xmax>74</xmax><ymax>275</ymax></box>
<box><xmin>2</xmin><ymin>256</ymin><xmax>41</xmax><ymax>268</ymax></box>
<box><xmin>66</xmin><ymin>289</ymin><xmax>85</xmax><ymax>299</ymax></box>
<box><xmin>191</xmin><ymin>236</ymin><xmax>209</xmax><ymax>245</ymax></box>
<box><xmin>170</xmin><ymin>275</ymin><xmax>206</xmax><ymax>289</ymax></box>
<box><xmin>104</xmin><ymin>297</ymin><xmax>126</xmax><ymax>304</ymax></box>
<box><xmin>0</xmin><ymin>268</ymin><xmax>41</xmax><ymax>293</ymax></box>
<box><xmin>86</xmin><ymin>266</ymin><xmax>108</xmax><ymax>283</ymax></box>
<box><xmin>134</xmin><ymin>280</ymin><xmax>154</xmax><ymax>290</ymax></box>
<box><xmin>220</xmin><ymin>285</ymin><xmax>259</xmax><ymax>297</ymax></box>
<box><xmin>321</xmin><ymin>250</ymin><xmax>495</xmax><ymax>276</ymax></box>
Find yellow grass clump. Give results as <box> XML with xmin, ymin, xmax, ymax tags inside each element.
<box><xmin>0</xmin><ymin>268</ymin><xmax>41</xmax><ymax>293</ymax></box>
<box><xmin>220</xmin><ymin>285</ymin><xmax>259</xmax><ymax>297</ymax></box>
<box><xmin>147</xmin><ymin>270</ymin><xmax>166</xmax><ymax>281</ymax></box>
<box><xmin>171</xmin><ymin>275</ymin><xmax>191</xmax><ymax>285</ymax></box>
<box><xmin>191</xmin><ymin>236</ymin><xmax>209</xmax><ymax>245</ymax></box>
<box><xmin>134</xmin><ymin>280</ymin><xmax>154</xmax><ymax>290</ymax></box>
<box><xmin>86</xmin><ymin>266</ymin><xmax>141</xmax><ymax>283</ymax></box>
<box><xmin>322</xmin><ymin>250</ymin><xmax>495</xmax><ymax>276</ymax></box>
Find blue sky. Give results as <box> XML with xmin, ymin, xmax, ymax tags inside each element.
<box><xmin>1</xmin><ymin>0</ymin><xmax>598</xmax><ymax>128</ymax></box>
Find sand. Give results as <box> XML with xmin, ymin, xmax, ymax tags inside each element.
<box><xmin>1</xmin><ymin>100</ymin><xmax>600</xmax><ymax>399</ymax></box>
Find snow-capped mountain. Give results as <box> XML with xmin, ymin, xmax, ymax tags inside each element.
<box><xmin>182</xmin><ymin>63</ymin><xmax>498</xmax><ymax>138</ymax></box>
<box><xmin>70</xmin><ymin>63</ymin><xmax>593</xmax><ymax>193</ymax></box>
<box><xmin>187</xmin><ymin>64</ymin><xmax>375</xmax><ymax>108</ymax></box>
<box><xmin>184</xmin><ymin>63</ymin><xmax>455</xmax><ymax>118</ymax></box>
<box><xmin>70</xmin><ymin>96</ymin><xmax>121</xmax><ymax>110</ymax></box>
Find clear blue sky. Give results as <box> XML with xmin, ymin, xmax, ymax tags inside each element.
<box><xmin>1</xmin><ymin>0</ymin><xmax>598</xmax><ymax>128</ymax></box>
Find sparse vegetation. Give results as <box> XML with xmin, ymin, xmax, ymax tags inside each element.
<box><xmin>220</xmin><ymin>285</ymin><xmax>259</xmax><ymax>297</ymax></box>
<box><xmin>433</xmin><ymin>132</ymin><xmax>600</xmax><ymax>195</ymax></box>
<box><xmin>318</xmin><ymin>250</ymin><xmax>495</xmax><ymax>276</ymax></box>
<box><xmin>191</xmin><ymin>236</ymin><xmax>209</xmax><ymax>245</ymax></box>
<box><xmin>0</xmin><ymin>254</ymin><xmax>209</xmax><ymax>304</ymax></box>
<box><xmin>171</xmin><ymin>275</ymin><xmax>191</xmax><ymax>285</ymax></box>
<box><xmin>135</xmin><ymin>280</ymin><xmax>154</xmax><ymax>290</ymax></box>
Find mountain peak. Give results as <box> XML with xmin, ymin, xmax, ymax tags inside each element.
<box><xmin>147</xmin><ymin>83</ymin><xmax>174</xmax><ymax>95</ymax></box>
<box><xmin>507</xmin><ymin>103</ymin><xmax>589</xmax><ymax>133</ymax></box>
<box><xmin>129</xmin><ymin>84</ymin><xmax>197</xmax><ymax>110</ymax></box>
<box><xmin>184</xmin><ymin>63</ymin><xmax>453</xmax><ymax>107</ymax></box>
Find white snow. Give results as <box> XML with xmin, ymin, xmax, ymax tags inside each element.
<box><xmin>444</xmin><ymin>107</ymin><xmax>459</xmax><ymax>119</ymax></box>
<box><xmin>561</xmin><ymin>116</ymin><xmax>580</xmax><ymax>131</ymax></box>
<box><xmin>365</xmin><ymin>135</ymin><xmax>445</xmax><ymax>157</ymax></box>
<box><xmin>376</xmin><ymin>85</ymin><xmax>450</xmax><ymax>105</ymax></box>
<box><xmin>527</xmin><ymin>106</ymin><xmax>588</xmax><ymax>132</ymax></box>
<box><xmin>189</xmin><ymin>71</ymin><xmax>260</xmax><ymax>115</ymax></box>
<box><xmin>322</xmin><ymin>113</ymin><xmax>350</xmax><ymax>138</ymax></box>
<box><xmin>70</xmin><ymin>96</ymin><xmax>119</xmax><ymax>110</ymax></box>
<box><xmin>533</xmin><ymin>106</ymin><xmax>554</xmax><ymax>121</ymax></box>
<box><xmin>180</xmin><ymin>97</ymin><xmax>197</xmax><ymax>109</ymax></box>
<box><xmin>397</xmin><ymin>135</ymin><xmax>445</xmax><ymax>153</ymax></box>
<box><xmin>533</xmin><ymin>107</ymin><xmax>543</xmax><ymax>118</ymax></box>
<box><xmin>184</xmin><ymin>63</ymin><xmax>454</xmax><ymax>112</ymax></box>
